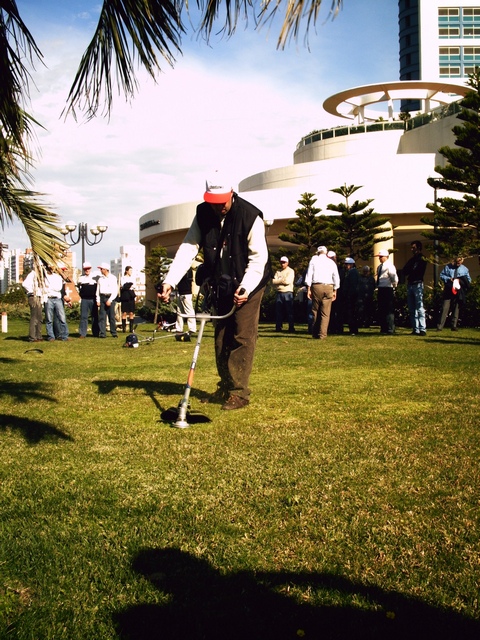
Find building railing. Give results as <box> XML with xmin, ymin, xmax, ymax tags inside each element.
<box><xmin>296</xmin><ymin>101</ymin><xmax>463</xmax><ymax>150</ymax></box>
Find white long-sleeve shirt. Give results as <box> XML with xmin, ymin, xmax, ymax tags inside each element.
<box><xmin>97</xmin><ymin>272</ymin><xmax>118</xmax><ymax>299</ymax></box>
<box><xmin>304</xmin><ymin>254</ymin><xmax>340</xmax><ymax>290</ymax></box>
<box><xmin>165</xmin><ymin>212</ymin><xmax>268</xmax><ymax>296</ymax></box>
<box><xmin>376</xmin><ymin>260</ymin><xmax>398</xmax><ymax>288</ymax></box>
<box><xmin>22</xmin><ymin>270</ymin><xmax>46</xmax><ymax>301</ymax></box>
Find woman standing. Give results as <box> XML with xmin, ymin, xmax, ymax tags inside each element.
<box><xmin>120</xmin><ymin>266</ymin><xmax>136</xmax><ymax>333</ymax></box>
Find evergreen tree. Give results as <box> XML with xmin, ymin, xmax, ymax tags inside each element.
<box><xmin>323</xmin><ymin>184</ymin><xmax>393</xmax><ymax>261</ymax></box>
<box><xmin>142</xmin><ymin>245</ymin><xmax>172</xmax><ymax>323</ymax></box>
<box><xmin>278</xmin><ymin>192</ymin><xmax>333</xmax><ymax>275</ymax></box>
<box><xmin>422</xmin><ymin>69</ymin><xmax>480</xmax><ymax>259</ymax></box>
<box><xmin>142</xmin><ymin>245</ymin><xmax>171</xmax><ymax>287</ymax></box>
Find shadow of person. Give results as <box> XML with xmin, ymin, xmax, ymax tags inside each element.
<box><xmin>114</xmin><ymin>547</ymin><xmax>480</xmax><ymax>640</ymax></box>
<box><xmin>0</xmin><ymin>414</ymin><xmax>74</xmax><ymax>444</ymax></box>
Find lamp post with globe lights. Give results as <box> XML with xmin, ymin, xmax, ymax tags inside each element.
<box><xmin>60</xmin><ymin>221</ymin><xmax>108</xmax><ymax>267</ymax></box>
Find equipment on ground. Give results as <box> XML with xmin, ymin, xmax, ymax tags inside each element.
<box><xmin>161</xmin><ymin>302</ymin><xmax>238</xmax><ymax>429</ymax></box>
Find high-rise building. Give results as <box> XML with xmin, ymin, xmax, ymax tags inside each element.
<box><xmin>399</xmin><ymin>1</ymin><xmax>480</xmax><ymax>110</ymax></box>
<box><xmin>400</xmin><ymin>0</ymin><xmax>480</xmax><ymax>81</ymax></box>
<box><xmin>110</xmin><ymin>245</ymin><xmax>146</xmax><ymax>301</ymax></box>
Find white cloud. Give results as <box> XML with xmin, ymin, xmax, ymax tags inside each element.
<box><xmin>4</xmin><ymin>1</ymin><xmax>399</xmax><ymax>263</ymax></box>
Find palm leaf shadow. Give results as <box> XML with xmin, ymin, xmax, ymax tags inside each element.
<box><xmin>0</xmin><ymin>414</ymin><xmax>73</xmax><ymax>444</ymax></box>
<box><xmin>0</xmin><ymin>381</ymin><xmax>57</xmax><ymax>404</ymax></box>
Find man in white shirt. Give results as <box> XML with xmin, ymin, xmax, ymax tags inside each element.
<box><xmin>44</xmin><ymin>266</ymin><xmax>70</xmax><ymax>341</ymax></box>
<box><xmin>376</xmin><ymin>249</ymin><xmax>398</xmax><ymax>335</ymax></box>
<box><xmin>304</xmin><ymin>246</ymin><xmax>340</xmax><ymax>339</ymax></box>
<box><xmin>97</xmin><ymin>262</ymin><xmax>119</xmax><ymax>338</ymax></box>
<box><xmin>158</xmin><ymin>173</ymin><xmax>270</xmax><ymax>410</ymax></box>
<box><xmin>22</xmin><ymin>268</ymin><xmax>45</xmax><ymax>342</ymax></box>
<box><xmin>272</xmin><ymin>256</ymin><xmax>296</xmax><ymax>333</ymax></box>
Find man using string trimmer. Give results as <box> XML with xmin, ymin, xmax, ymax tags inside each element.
<box><xmin>158</xmin><ymin>172</ymin><xmax>271</xmax><ymax>411</ymax></box>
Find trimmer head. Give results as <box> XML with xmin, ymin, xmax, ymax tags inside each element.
<box><xmin>160</xmin><ymin>405</ymin><xmax>211</xmax><ymax>428</ymax></box>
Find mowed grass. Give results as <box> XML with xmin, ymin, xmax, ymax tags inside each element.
<box><xmin>0</xmin><ymin>319</ymin><xmax>479</xmax><ymax>639</ymax></box>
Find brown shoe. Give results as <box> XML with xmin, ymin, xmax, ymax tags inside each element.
<box><xmin>221</xmin><ymin>395</ymin><xmax>249</xmax><ymax>411</ymax></box>
<box><xmin>200</xmin><ymin>388</ymin><xmax>228</xmax><ymax>404</ymax></box>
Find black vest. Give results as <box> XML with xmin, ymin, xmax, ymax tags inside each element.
<box><xmin>196</xmin><ymin>194</ymin><xmax>271</xmax><ymax>296</ymax></box>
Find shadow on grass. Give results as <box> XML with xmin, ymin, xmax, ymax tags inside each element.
<box><xmin>0</xmin><ymin>414</ymin><xmax>74</xmax><ymax>444</ymax></box>
<box><xmin>94</xmin><ymin>380</ymin><xmax>208</xmax><ymax>413</ymax></box>
<box><xmin>114</xmin><ymin>547</ymin><xmax>480</xmax><ymax>640</ymax></box>
<box><xmin>427</xmin><ymin>336</ymin><xmax>480</xmax><ymax>345</ymax></box>
<box><xmin>0</xmin><ymin>381</ymin><xmax>57</xmax><ymax>403</ymax></box>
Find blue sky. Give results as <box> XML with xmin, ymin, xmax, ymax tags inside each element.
<box><xmin>4</xmin><ymin>0</ymin><xmax>399</xmax><ymax>265</ymax></box>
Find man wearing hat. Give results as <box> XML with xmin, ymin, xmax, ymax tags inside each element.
<box><xmin>158</xmin><ymin>172</ymin><xmax>271</xmax><ymax>410</ymax></box>
<box><xmin>272</xmin><ymin>256</ymin><xmax>295</xmax><ymax>333</ymax></box>
<box><xmin>376</xmin><ymin>249</ymin><xmax>398</xmax><ymax>335</ymax></box>
<box><xmin>97</xmin><ymin>262</ymin><xmax>119</xmax><ymax>338</ymax></box>
<box><xmin>77</xmin><ymin>261</ymin><xmax>99</xmax><ymax>338</ymax></box>
<box><xmin>44</xmin><ymin>264</ymin><xmax>70</xmax><ymax>342</ymax></box>
<box><xmin>304</xmin><ymin>246</ymin><xmax>341</xmax><ymax>339</ymax></box>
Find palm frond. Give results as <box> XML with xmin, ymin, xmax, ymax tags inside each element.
<box><xmin>0</xmin><ymin>129</ymin><xmax>66</xmax><ymax>266</ymax></box>
<box><xmin>64</xmin><ymin>0</ymin><xmax>184</xmax><ymax>120</ymax></box>
<box><xmin>260</xmin><ymin>0</ymin><xmax>342</xmax><ymax>48</ymax></box>
<box><xmin>0</xmin><ymin>0</ymin><xmax>43</xmax><ymax>149</ymax></box>
<box><xmin>0</xmin><ymin>184</ymin><xmax>67</xmax><ymax>266</ymax></box>
<box><xmin>193</xmin><ymin>0</ymin><xmax>342</xmax><ymax>48</ymax></box>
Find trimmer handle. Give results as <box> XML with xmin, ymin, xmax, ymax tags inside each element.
<box><xmin>177</xmin><ymin>287</ymin><xmax>246</xmax><ymax>321</ymax></box>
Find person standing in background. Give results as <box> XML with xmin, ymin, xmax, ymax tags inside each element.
<box><xmin>175</xmin><ymin>268</ymin><xmax>197</xmax><ymax>335</ymax></box>
<box><xmin>77</xmin><ymin>261</ymin><xmax>99</xmax><ymax>338</ymax></box>
<box><xmin>403</xmin><ymin>240</ymin><xmax>427</xmax><ymax>336</ymax></box>
<box><xmin>272</xmin><ymin>256</ymin><xmax>295</xmax><ymax>333</ymax></box>
<box><xmin>97</xmin><ymin>262</ymin><xmax>118</xmax><ymax>338</ymax></box>
<box><xmin>22</xmin><ymin>268</ymin><xmax>45</xmax><ymax>342</ymax></box>
<box><xmin>304</xmin><ymin>246</ymin><xmax>340</xmax><ymax>340</ymax></box>
<box><xmin>120</xmin><ymin>265</ymin><xmax>136</xmax><ymax>334</ymax></box>
<box><xmin>376</xmin><ymin>249</ymin><xmax>398</xmax><ymax>335</ymax></box>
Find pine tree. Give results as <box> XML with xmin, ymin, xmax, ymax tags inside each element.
<box><xmin>278</xmin><ymin>192</ymin><xmax>333</xmax><ymax>275</ymax></box>
<box><xmin>142</xmin><ymin>245</ymin><xmax>171</xmax><ymax>287</ymax></box>
<box><xmin>323</xmin><ymin>184</ymin><xmax>393</xmax><ymax>261</ymax></box>
<box><xmin>422</xmin><ymin>70</ymin><xmax>480</xmax><ymax>259</ymax></box>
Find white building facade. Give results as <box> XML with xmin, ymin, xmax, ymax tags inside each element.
<box><xmin>139</xmin><ymin>3</ymin><xmax>480</xmax><ymax>291</ymax></box>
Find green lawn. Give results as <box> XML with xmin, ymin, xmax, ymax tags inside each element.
<box><xmin>1</xmin><ymin>319</ymin><xmax>479</xmax><ymax>639</ymax></box>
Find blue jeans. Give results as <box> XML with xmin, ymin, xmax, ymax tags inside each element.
<box><xmin>79</xmin><ymin>298</ymin><xmax>99</xmax><ymax>337</ymax></box>
<box><xmin>275</xmin><ymin>292</ymin><xmax>294</xmax><ymax>330</ymax></box>
<box><xmin>45</xmin><ymin>297</ymin><xmax>69</xmax><ymax>340</ymax></box>
<box><xmin>99</xmin><ymin>297</ymin><xmax>117</xmax><ymax>337</ymax></box>
<box><xmin>407</xmin><ymin>282</ymin><xmax>426</xmax><ymax>333</ymax></box>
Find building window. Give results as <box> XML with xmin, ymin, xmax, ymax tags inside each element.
<box><xmin>439</xmin><ymin>46</ymin><xmax>460</xmax><ymax>59</ymax></box>
<box><xmin>464</xmin><ymin>27</ymin><xmax>480</xmax><ymax>37</ymax></box>
<box><xmin>463</xmin><ymin>8</ymin><xmax>480</xmax><ymax>18</ymax></box>
<box><xmin>439</xmin><ymin>66</ymin><xmax>461</xmax><ymax>77</ymax></box>
<box><xmin>439</xmin><ymin>27</ymin><xmax>460</xmax><ymax>38</ymax></box>
<box><xmin>438</xmin><ymin>45</ymin><xmax>480</xmax><ymax>77</ymax></box>
<box><xmin>438</xmin><ymin>8</ymin><xmax>459</xmax><ymax>16</ymax></box>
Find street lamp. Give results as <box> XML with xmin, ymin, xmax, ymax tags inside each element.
<box><xmin>60</xmin><ymin>221</ymin><xmax>108</xmax><ymax>266</ymax></box>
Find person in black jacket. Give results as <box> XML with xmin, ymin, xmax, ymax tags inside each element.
<box><xmin>403</xmin><ymin>240</ymin><xmax>427</xmax><ymax>336</ymax></box>
<box><xmin>77</xmin><ymin>261</ymin><xmax>99</xmax><ymax>338</ymax></box>
<box><xmin>120</xmin><ymin>266</ymin><xmax>136</xmax><ymax>333</ymax></box>
<box><xmin>342</xmin><ymin>257</ymin><xmax>359</xmax><ymax>335</ymax></box>
<box><xmin>158</xmin><ymin>172</ymin><xmax>270</xmax><ymax>411</ymax></box>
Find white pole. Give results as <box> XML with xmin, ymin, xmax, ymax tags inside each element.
<box><xmin>1</xmin><ymin>312</ymin><xmax>7</xmax><ymax>333</ymax></box>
